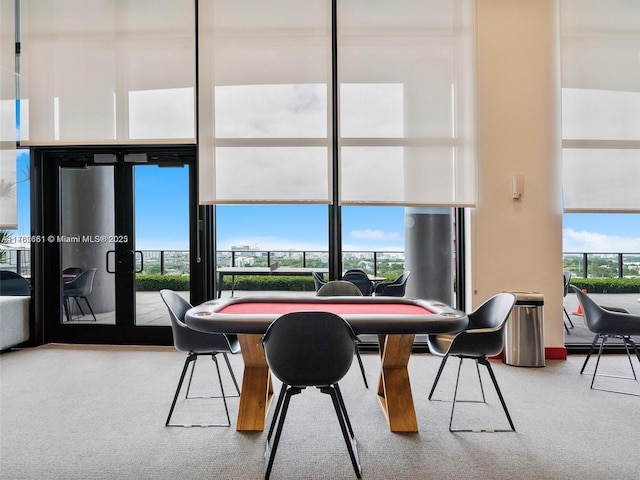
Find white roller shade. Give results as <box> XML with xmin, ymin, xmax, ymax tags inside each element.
<box><xmin>198</xmin><ymin>0</ymin><xmax>331</xmax><ymax>204</ymax></box>
<box><xmin>20</xmin><ymin>0</ymin><xmax>195</xmax><ymax>145</ymax></box>
<box><xmin>338</xmin><ymin>0</ymin><xmax>477</xmax><ymax>206</ymax></box>
<box><xmin>0</xmin><ymin>0</ymin><xmax>17</xmax><ymax>228</ymax></box>
<box><xmin>561</xmin><ymin>0</ymin><xmax>640</xmax><ymax>212</ymax></box>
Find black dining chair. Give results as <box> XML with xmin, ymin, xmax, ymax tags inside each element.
<box><xmin>317</xmin><ymin>280</ymin><xmax>369</xmax><ymax>388</ymax></box>
<box><xmin>63</xmin><ymin>267</ymin><xmax>83</xmax><ymax>284</ymax></box>
<box><xmin>317</xmin><ymin>280</ymin><xmax>362</xmax><ymax>297</ymax></box>
<box><xmin>160</xmin><ymin>289</ymin><xmax>241</xmax><ymax>427</ymax></box>
<box><xmin>0</xmin><ymin>270</ymin><xmax>31</xmax><ymax>296</ymax></box>
<box><xmin>572</xmin><ymin>286</ymin><xmax>640</xmax><ymax>395</ymax></box>
<box><xmin>63</xmin><ymin>268</ymin><xmax>97</xmax><ymax>322</ymax></box>
<box><xmin>342</xmin><ymin>269</ymin><xmax>374</xmax><ymax>296</ymax></box>
<box><xmin>63</xmin><ymin>266</ymin><xmax>83</xmax><ymax>276</ymax></box>
<box><xmin>427</xmin><ymin>292</ymin><xmax>517</xmax><ymax>432</ymax></box>
<box><xmin>312</xmin><ymin>271</ymin><xmax>327</xmax><ymax>292</ymax></box>
<box><xmin>373</xmin><ymin>271</ymin><xmax>411</xmax><ymax>297</ymax></box>
<box><xmin>260</xmin><ymin>311</ymin><xmax>362</xmax><ymax>480</ymax></box>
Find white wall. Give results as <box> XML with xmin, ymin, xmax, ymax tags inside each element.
<box><xmin>470</xmin><ymin>0</ymin><xmax>565</xmax><ymax>352</ymax></box>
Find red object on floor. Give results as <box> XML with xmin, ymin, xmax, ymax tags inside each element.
<box><xmin>571</xmin><ymin>289</ymin><xmax>587</xmax><ymax>315</ymax></box>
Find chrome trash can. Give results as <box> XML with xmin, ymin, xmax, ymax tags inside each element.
<box><xmin>503</xmin><ymin>292</ymin><xmax>545</xmax><ymax>367</ymax></box>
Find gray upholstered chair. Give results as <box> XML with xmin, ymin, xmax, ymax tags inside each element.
<box><xmin>316</xmin><ymin>280</ymin><xmax>369</xmax><ymax>388</ymax></box>
<box><xmin>317</xmin><ymin>280</ymin><xmax>362</xmax><ymax>297</ymax></box>
<box><xmin>373</xmin><ymin>271</ymin><xmax>411</xmax><ymax>297</ymax></box>
<box><xmin>427</xmin><ymin>292</ymin><xmax>517</xmax><ymax>432</ymax></box>
<box><xmin>260</xmin><ymin>311</ymin><xmax>361</xmax><ymax>480</ymax></box>
<box><xmin>572</xmin><ymin>286</ymin><xmax>640</xmax><ymax>395</ymax></box>
<box><xmin>62</xmin><ymin>268</ymin><xmax>97</xmax><ymax>322</ymax></box>
<box><xmin>160</xmin><ymin>289</ymin><xmax>241</xmax><ymax>427</ymax></box>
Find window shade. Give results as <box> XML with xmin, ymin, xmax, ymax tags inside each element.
<box><xmin>0</xmin><ymin>0</ymin><xmax>17</xmax><ymax>228</ymax></box>
<box><xmin>338</xmin><ymin>0</ymin><xmax>477</xmax><ymax>206</ymax></box>
<box><xmin>561</xmin><ymin>0</ymin><xmax>640</xmax><ymax>212</ymax></box>
<box><xmin>198</xmin><ymin>0</ymin><xmax>331</xmax><ymax>204</ymax></box>
<box><xmin>198</xmin><ymin>0</ymin><xmax>475</xmax><ymax>207</ymax></box>
<box><xmin>20</xmin><ymin>0</ymin><xmax>195</xmax><ymax>145</ymax></box>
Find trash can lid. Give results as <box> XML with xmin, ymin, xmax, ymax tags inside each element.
<box><xmin>507</xmin><ymin>291</ymin><xmax>544</xmax><ymax>305</ymax></box>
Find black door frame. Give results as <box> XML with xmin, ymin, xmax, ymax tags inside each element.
<box><xmin>31</xmin><ymin>144</ymin><xmax>199</xmax><ymax>346</ymax></box>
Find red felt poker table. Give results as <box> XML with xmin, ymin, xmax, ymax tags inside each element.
<box><xmin>186</xmin><ymin>295</ymin><xmax>468</xmax><ymax>433</ymax></box>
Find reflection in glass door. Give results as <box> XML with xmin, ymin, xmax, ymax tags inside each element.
<box><xmin>60</xmin><ymin>165</ymin><xmax>117</xmax><ymax>325</ymax></box>
<box><xmin>134</xmin><ymin>164</ymin><xmax>190</xmax><ymax>327</ymax></box>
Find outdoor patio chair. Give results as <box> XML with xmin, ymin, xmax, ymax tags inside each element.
<box><xmin>572</xmin><ymin>286</ymin><xmax>640</xmax><ymax>395</ymax></box>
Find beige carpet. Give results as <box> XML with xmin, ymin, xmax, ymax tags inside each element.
<box><xmin>1</xmin><ymin>344</ymin><xmax>638</xmax><ymax>479</ymax></box>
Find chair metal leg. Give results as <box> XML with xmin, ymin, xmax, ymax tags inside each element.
<box><xmin>448</xmin><ymin>357</ymin><xmax>515</xmax><ymax>433</ymax></box>
<box><xmin>166</xmin><ymin>353</ymin><xmax>195</xmax><ymax>426</ymax></box>
<box><xmin>449</xmin><ymin>357</ymin><xmax>464</xmax><ymax>432</ymax></box>
<box><xmin>628</xmin><ymin>337</ymin><xmax>640</xmax><ymax>371</ymax></box>
<box><xmin>183</xmin><ymin>354</ymin><xmax>239</xmax><ymax>400</ymax></box>
<box><xmin>333</xmin><ymin>384</ymin><xmax>356</xmax><ymax>439</ymax></box>
<box><xmin>478</xmin><ymin>357</ymin><xmax>515</xmax><ymax>432</ymax></box>
<box><xmin>264</xmin><ymin>385</ymin><xmax>300</xmax><ymax>480</ymax></box>
<box><xmin>68</xmin><ymin>296</ymin><xmax>96</xmax><ymax>321</ymax></box>
<box><xmin>265</xmin><ymin>384</ymin><xmax>361</xmax><ymax>480</ymax></box>
<box><xmin>81</xmin><ymin>296</ymin><xmax>97</xmax><ymax>321</ymax></box>
<box><xmin>474</xmin><ymin>359</ymin><xmax>486</xmax><ymax>403</ymax></box>
<box><xmin>623</xmin><ymin>338</ymin><xmax>638</xmax><ymax>380</ymax></box>
<box><xmin>354</xmin><ymin>347</ymin><xmax>368</xmax><ymax>389</ymax></box>
<box><xmin>63</xmin><ymin>297</ymin><xmax>72</xmax><ymax>322</ymax></box>
<box><xmin>184</xmin><ymin>355</ymin><xmax>198</xmax><ymax>398</ymax></box>
<box><xmin>166</xmin><ymin>352</ymin><xmax>235</xmax><ymax>427</ymax></box>
<box><xmin>580</xmin><ymin>334</ymin><xmax>600</xmax><ymax>374</ymax></box>
<box><xmin>428</xmin><ymin>354</ymin><xmax>449</xmax><ymax>400</ymax></box>
<box><xmin>211</xmin><ymin>355</ymin><xmax>232</xmax><ymax>426</ymax></box>
<box><xmin>563</xmin><ymin>307</ymin><xmax>575</xmax><ymax>328</ymax></box>
<box><xmin>590</xmin><ymin>337</ymin><xmax>606</xmax><ymax>389</ymax></box>
<box><xmin>587</xmin><ymin>335</ymin><xmax>640</xmax><ymax>396</ymax></box>
<box><xmin>73</xmin><ymin>297</ymin><xmax>86</xmax><ymax>315</ymax></box>
<box><xmin>322</xmin><ymin>384</ymin><xmax>362</xmax><ymax>479</ymax></box>
<box><xmin>222</xmin><ymin>352</ymin><xmax>241</xmax><ymax>396</ymax></box>
<box><xmin>266</xmin><ymin>384</ymin><xmax>288</xmax><ymax>441</ymax></box>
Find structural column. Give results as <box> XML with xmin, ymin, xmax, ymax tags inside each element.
<box><xmin>404</xmin><ymin>207</ymin><xmax>453</xmax><ymax>304</ymax></box>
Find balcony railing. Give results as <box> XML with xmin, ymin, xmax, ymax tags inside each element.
<box><xmin>563</xmin><ymin>252</ymin><xmax>640</xmax><ymax>279</ymax></box>
<box><xmin>217</xmin><ymin>250</ymin><xmax>407</xmax><ymax>278</ymax></box>
<box><xmin>4</xmin><ymin>249</ymin><xmax>640</xmax><ymax>280</ymax></box>
<box><xmin>1</xmin><ymin>249</ymin><xmax>406</xmax><ymax>279</ymax></box>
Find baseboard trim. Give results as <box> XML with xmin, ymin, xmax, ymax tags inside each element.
<box><xmin>491</xmin><ymin>346</ymin><xmax>567</xmax><ymax>362</ymax></box>
<box><xmin>545</xmin><ymin>346</ymin><xmax>567</xmax><ymax>360</ymax></box>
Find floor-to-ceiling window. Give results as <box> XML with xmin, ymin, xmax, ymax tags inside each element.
<box><xmin>561</xmin><ymin>0</ymin><xmax>640</xmax><ymax>348</ymax></box>
<box><xmin>9</xmin><ymin>0</ymin><xmax>475</xmax><ymax>346</ymax></box>
<box><xmin>198</xmin><ymin>0</ymin><xmax>476</xmax><ymax>303</ymax></box>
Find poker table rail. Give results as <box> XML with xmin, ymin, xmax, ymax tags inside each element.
<box><xmin>186</xmin><ymin>295</ymin><xmax>468</xmax><ymax>336</ymax></box>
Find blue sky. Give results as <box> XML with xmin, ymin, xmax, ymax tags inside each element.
<box><xmin>563</xmin><ymin>213</ymin><xmax>640</xmax><ymax>253</ymax></box>
<box><xmin>11</xmin><ymin>152</ymin><xmax>640</xmax><ymax>253</ymax></box>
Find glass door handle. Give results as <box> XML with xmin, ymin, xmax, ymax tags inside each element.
<box><xmin>134</xmin><ymin>250</ymin><xmax>144</xmax><ymax>273</ymax></box>
<box><xmin>106</xmin><ymin>250</ymin><xmax>142</xmax><ymax>274</ymax></box>
<box><xmin>106</xmin><ymin>250</ymin><xmax>116</xmax><ymax>273</ymax></box>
